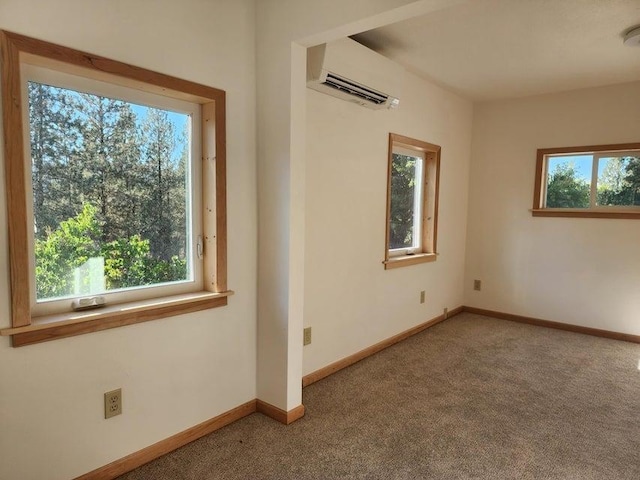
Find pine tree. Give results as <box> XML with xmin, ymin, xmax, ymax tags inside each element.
<box><xmin>74</xmin><ymin>94</ymin><xmax>135</xmax><ymax>242</ymax></box>
<box><xmin>28</xmin><ymin>82</ymin><xmax>80</xmax><ymax>238</ymax></box>
<box><xmin>29</xmin><ymin>84</ymin><xmax>191</xmax><ymax>297</ymax></box>
<box><xmin>389</xmin><ymin>153</ymin><xmax>418</xmax><ymax>249</ymax></box>
<box><xmin>141</xmin><ymin>108</ymin><xmax>184</xmax><ymax>262</ymax></box>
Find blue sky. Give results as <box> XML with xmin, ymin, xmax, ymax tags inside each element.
<box><xmin>548</xmin><ymin>154</ymin><xmax>610</xmax><ymax>183</ymax></box>
<box><xmin>131</xmin><ymin>104</ymin><xmax>190</xmax><ymax>161</ymax></box>
<box><xmin>31</xmin><ymin>81</ymin><xmax>191</xmax><ymax>163</ymax></box>
<box><xmin>131</xmin><ymin>104</ymin><xmax>189</xmax><ymax>135</ymax></box>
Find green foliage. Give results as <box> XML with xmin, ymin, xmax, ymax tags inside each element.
<box><xmin>546</xmin><ymin>157</ymin><xmax>640</xmax><ymax>209</ymax></box>
<box><xmin>35</xmin><ymin>204</ymin><xmax>188</xmax><ymax>298</ymax></box>
<box><xmin>598</xmin><ymin>156</ymin><xmax>640</xmax><ymax>206</ymax></box>
<box><xmin>147</xmin><ymin>256</ymin><xmax>188</xmax><ymax>285</ymax></box>
<box><xmin>546</xmin><ymin>163</ymin><xmax>590</xmax><ymax>208</ymax></box>
<box><xmin>625</xmin><ymin>157</ymin><xmax>640</xmax><ymax>205</ymax></box>
<box><xmin>389</xmin><ymin>154</ymin><xmax>417</xmax><ymax>249</ymax></box>
<box><xmin>34</xmin><ymin>203</ymin><xmax>101</xmax><ymax>298</ymax></box>
<box><xmin>102</xmin><ymin>235</ymin><xmax>153</xmax><ymax>289</ymax></box>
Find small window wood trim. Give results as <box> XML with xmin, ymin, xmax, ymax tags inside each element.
<box><xmin>533</xmin><ymin>142</ymin><xmax>640</xmax><ymax>219</ymax></box>
<box><xmin>383</xmin><ymin>133</ymin><xmax>440</xmax><ymax>269</ymax></box>
<box><xmin>0</xmin><ymin>30</ymin><xmax>230</xmax><ymax>345</ymax></box>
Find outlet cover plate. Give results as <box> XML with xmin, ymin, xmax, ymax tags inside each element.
<box><xmin>104</xmin><ymin>388</ymin><xmax>122</xmax><ymax>419</ymax></box>
<box><xmin>303</xmin><ymin>327</ymin><xmax>312</xmax><ymax>346</ymax></box>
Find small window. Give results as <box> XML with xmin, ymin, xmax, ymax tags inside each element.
<box><xmin>0</xmin><ymin>30</ymin><xmax>230</xmax><ymax>346</ymax></box>
<box><xmin>384</xmin><ymin>134</ymin><xmax>440</xmax><ymax>269</ymax></box>
<box><xmin>533</xmin><ymin>143</ymin><xmax>640</xmax><ymax>219</ymax></box>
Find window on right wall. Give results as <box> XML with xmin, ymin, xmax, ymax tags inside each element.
<box><xmin>533</xmin><ymin>143</ymin><xmax>640</xmax><ymax>219</ymax></box>
<box><xmin>384</xmin><ymin>133</ymin><xmax>440</xmax><ymax>269</ymax></box>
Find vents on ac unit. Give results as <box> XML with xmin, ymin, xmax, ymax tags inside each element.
<box><xmin>307</xmin><ymin>37</ymin><xmax>402</xmax><ymax>110</ymax></box>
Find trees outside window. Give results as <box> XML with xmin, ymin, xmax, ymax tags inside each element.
<box><xmin>535</xmin><ymin>145</ymin><xmax>640</xmax><ymax>218</ymax></box>
<box><xmin>384</xmin><ymin>134</ymin><xmax>440</xmax><ymax>269</ymax></box>
<box><xmin>27</xmin><ymin>80</ymin><xmax>194</xmax><ymax>304</ymax></box>
<box><xmin>0</xmin><ymin>30</ymin><xmax>228</xmax><ymax>346</ymax></box>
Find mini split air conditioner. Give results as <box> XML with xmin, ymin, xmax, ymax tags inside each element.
<box><xmin>307</xmin><ymin>37</ymin><xmax>402</xmax><ymax>110</ymax></box>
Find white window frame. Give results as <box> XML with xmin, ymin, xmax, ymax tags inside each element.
<box><xmin>23</xmin><ymin>65</ymin><xmax>204</xmax><ymax>317</ymax></box>
<box><xmin>388</xmin><ymin>145</ymin><xmax>425</xmax><ymax>257</ymax></box>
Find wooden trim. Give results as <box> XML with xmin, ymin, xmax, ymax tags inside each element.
<box><xmin>383</xmin><ymin>133</ymin><xmax>394</xmax><ymax>263</ymax></box>
<box><xmin>0</xmin><ymin>30</ymin><xmax>229</xmax><ymax>339</ymax></box>
<box><xmin>384</xmin><ymin>133</ymin><xmax>441</xmax><ymax>268</ymax></box>
<box><xmin>73</xmin><ymin>400</ymin><xmax>257</xmax><ymax>480</ymax></box>
<box><xmin>2</xmin><ymin>291</ymin><xmax>233</xmax><ymax>347</ymax></box>
<box><xmin>537</xmin><ymin>143</ymin><xmax>640</xmax><ymax>157</ymax></box>
<box><xmin>202</xmin><ymin>102</ymin><xmax>218</xmax><ymax>291</ymax></box>
<box><xmin>428</xmin><ymin>150</ymin><xmax>441</xmax><ymax>253</ymax></box>
<box><xmin>302</xmin><ymin>306</ymin><xmax>464</xmax><ymax>387</ymax></box>
<box><xmin>531</xmin><ymin>209</ymin><xmax>640</xmax><ymax>219</ymax></box>
<box><xmin>1</xmin><ymin>31</ymin><xmax>31</xmax><ymax>327</ymax></box>
<box><xmin>256</xmin><ymin>400</ymin><xmax>306</xmax><ymax>425</ymax></box>
<box><xmin>214</xmin><ymin>94</ymin><xmax>228</xmax><ymax>292</ymax></box>
<box><xmin>5</xmin><ymin>30</ymin><xmax>225</xmax><ymax>102</ymax></box>
<box><xmin>532</xmin><ymin>149</ymin><xmax>545</xmax><ymax>209</ymax></box>
<box><xmin>533</xmin><ymin>142</ymin><xmax>640</xmax><ymax>214</ymax></box>
<box><xmin>286</xmin><ymin>404</ymin><xmax>306</xmax><ymax>424</ymax></box>
<box><xmin>383</xmin><ymin>253</ymin><xmax>437</xmax><ymax>269</ymax></box>
<box><xmin>463</xmin><ymin>306</ymin><xmax>640</xmax><ymax>344</ymax></box>
<box><xmin>390</xmin><ymin>133</ymin><xmax>441</xmax><ymax>153</ymax></box>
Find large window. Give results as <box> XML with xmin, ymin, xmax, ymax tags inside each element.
<box><xmin>384</xmin><ymin>134</ymin><xmax>440</xmax><ymax>269</ymax></box>
<box><xmin>25</xmin><ymin>66</ymin><xmax>202</xmax><ymax>317</ymax></box>
<box><xmin>533</xmin><ymin>143</ymin><xmax>640</xmax><ymax>218</ymax></box>
<box><xmin>0</xmin><ymin>31</ymin><xmax>230</xmax><ymax>346</ymax></box>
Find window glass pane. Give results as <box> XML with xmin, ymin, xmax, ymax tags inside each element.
<box><xmin>545</xmin><ymin>155</ymin><xmax>592</xmax><ymax>208</ymax></box>
<box><xmin>389</xmin><ymin>152</ymin><xmax>421</xmax><ymax>250</ymax></box>
<box><xmin>28</xmin><ymin>81</ymin><xmax>191</xmax><ymax>302</ymax></box>
<box><xmin>596</xmin><ymin>156</ymin><xmax>640</xmax><ymax>206</ymax></box>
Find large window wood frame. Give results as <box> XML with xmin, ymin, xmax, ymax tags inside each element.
<box><xmin>0</xmin><ymin>31</ymin><xmax>231</xmax><ymax>346</ymax></box>
<box><xmin>532</xmin><ymin>142</ymin><xmax>640</xmax><ymax>219</ymax></box>
<box><xmin>384</xmin><ymin>133</ymin><xmax>440</xmax><ymax>269</ymax></box>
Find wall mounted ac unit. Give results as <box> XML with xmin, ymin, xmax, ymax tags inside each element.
<box><xmin>307</xmin><ymin>37</ymin><xmax>402</xmax><ymax>110</ymax></box>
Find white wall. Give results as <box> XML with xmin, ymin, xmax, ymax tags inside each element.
<box><xmin>464</xmin><ymin>81</ymin><xmax>640</xmax><ymax>335</ymax></box>
<box><xmin>0</xmin><ymin>1</ymin><xmax>473</xmax><ymax>477</ymax></box>
<box><xmin>254</xmin><ymin>0</ymin><xmax>464</xmax><ymax>410</ymax></box>
<box><xmin>303</xmin><ymin>70</ymin><xmax>473</xmax><ymax>375</ymax></box>
<box><xmin>0</xmin><ymin>1</ymin><xmax>257</xmax><ymax>479</ymax></box>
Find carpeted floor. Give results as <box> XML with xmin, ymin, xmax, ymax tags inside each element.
<box><xmin>118</xmin><ymin>313</ymin><xmax>640</xmax><ymax>479</ymax></box>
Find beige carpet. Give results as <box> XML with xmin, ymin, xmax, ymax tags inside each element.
<box><xmin>118</xmin><ymin>313</ymin><xmax>640</xmax><ymax>479</ymax></box>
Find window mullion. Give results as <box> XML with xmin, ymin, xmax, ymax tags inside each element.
<box><xmin>412</xmin><ymin>157</ymin><xmax>424</xmax><ymax>251</ymax></box>
<box><xmin>590</xmin><ymin>154</ymin><xmax>600</xmax><ymax>208</ymax></box>
<box><xmin>541</xmin><ymin>156</ymin><xmax>550</xmax><ymax>208</ymax></box>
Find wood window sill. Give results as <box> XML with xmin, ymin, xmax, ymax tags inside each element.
<box><xmin>531</xmin><ymin>209</ymin><xmax>640</xmax><ymax>219</ymax></box>
<box><xmin>0</xmin><ymin>290</ymin><xmax>234</xmax><ymax>347</ymax></box>
<box><xmin>383</xmin><ymin>253</ymin><xmax>437</xmax><ymax>270</ymax></box>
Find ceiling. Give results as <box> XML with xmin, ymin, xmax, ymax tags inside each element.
<box><xmin>352</xmin><ymin>0</ymin><xmax>640</xmax><ymax>102</ymax></box>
